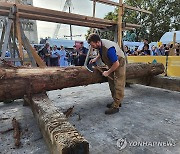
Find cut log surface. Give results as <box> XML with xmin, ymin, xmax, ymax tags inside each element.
<box><xmin>0</xmin><ymin>63</ymin><xmax>164</xmax><ymax>101</ymax></box>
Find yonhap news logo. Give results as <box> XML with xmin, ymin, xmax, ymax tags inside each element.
<box><xmin>116</xmin><ymin>138</ymin><xmax>176</xmax><ymax>151</ymax></box>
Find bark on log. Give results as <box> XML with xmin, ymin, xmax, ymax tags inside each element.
<box><xmin>0</xmin><ymin>63</ymin><xmax>164</xmax><ymax>101</ymax></box>
<box><xmin>29</xmin><ymin>93</ymin><xmax>89</xmax><ymax>154</ymax></box>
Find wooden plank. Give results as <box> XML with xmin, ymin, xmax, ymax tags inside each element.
<box><xmin>20</xmin><ymin>25</ymin><xmax>46</xmax><ymax>67</ymax></box>
<box><xmin>16</xmin><ymin>3</ymin><xmax>116</xmax><ymax>25</ymax></box>
<box><xmin>0</xmin><ymin>23</ymin><xmax>5</xmax><ymax>52</ymax></box>
<box><xmin>118</xmin><ymin>0</ymin><xmax>123</xmax><ymax>47</ymax></box>
<box><xmin>20</xmin><ymin>25</ymin><xmax>37</xmax><ymax>67</ymax></box>
<box><xmin>90</xmin><ymin>0</ymin><xmax>121</xmax><ymax>7</ymax></box>
<box><xmin>18</xmin><ymin>12</ymin><xmax>110</xmax><ymax>29</ymax></box>
<box><xmin>125</xmin><ymin>23</ymin><xmax>141</xmax><ymax>28</ymax></box>
<box><xmin>123</xmin><ymin>27</ymin><xmax>135</xmax><ymax>31</ymax></box>
<box><xmin>28</xmin><ymin>93</ymin><xmax>89</xmax><ymax>154</ymax></box>
<box><xmin>1</xmin><ymin>19</ymin><xmax>13</xmax><ymax>59</ymax></box>
<box><xmin>124</xmin><ymin>4</ymin><xmax>152</xmax><ymax>14</ymax></box>
<box><xmin>15</xmin><ymin>13</ymin><xmax>24</xmax><ymax>61</ymax></box>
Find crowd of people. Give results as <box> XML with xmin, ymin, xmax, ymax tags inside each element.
<box><xmin>124</xmin><ymin>39</ymin><xmax>180</xmax><ymax>56</ymax></box>
<box><xmin>37</xmin><ymin>42</ymin><xmax>88</xmax><ymax>67</ymax></box>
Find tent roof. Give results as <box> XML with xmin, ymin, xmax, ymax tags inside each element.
<box><xmin>46</xmin><ymin>39</ymin><xmax>89</xmax><ymax>48</ymax></box>
<box><xmin>160</xmin><ymin>31</ymin><xmax>180</xmax><ymax>44</ymax></box>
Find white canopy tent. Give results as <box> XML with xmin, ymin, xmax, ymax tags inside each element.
<box><xmin>160</xmin><ymin>31</ymin><xmax>180</xmax><ymax>44</ymax></box>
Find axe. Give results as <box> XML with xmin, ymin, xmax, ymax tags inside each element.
<box><xmin>85</xmin><ymin>62</ymin><xmax>113</xmax><ymax>81</ymax></box>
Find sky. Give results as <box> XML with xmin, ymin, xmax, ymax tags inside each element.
<box><xmin>33</xmin><ymin>0</ymin><xmax>118</xmax><ymax>41</ymax></box>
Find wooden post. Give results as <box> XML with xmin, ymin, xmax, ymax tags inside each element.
<box><xmin>169</xmin><ymin>32</ymin><xmax>176</xmax><ymax>56</ymax></box>
<box><xmin>118</xmin><ymin>0</ymin><xmax>123</xmax><ymax>47</ymax></box>
<box><xmin>15</xmin><ymin>13</ymin><xmax>24</xmax><ymax>61</ymax></box>
<box><xmin>0</xmin><ymin>23</ymin><xmax>5</xmax><ymax>53</ymax></box>
<box><xmin>84</xmin><ymin>0</ymin><xmax>96</xmax><ymax>67</ymax></box>
<box><xmin>0</xmin><ymin>19</ymin><xmax>13</xmax><ymax>59</ymax></box>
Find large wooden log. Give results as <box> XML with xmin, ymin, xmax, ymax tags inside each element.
<box><xmin>29</xmin><ymin>93</ymin><xmax>89</xmax><ymax>154</ymax></box>
<box><xmin>0</xmin><ymin>63</ymin><xmax>164</xmax><ymax>101</ymax></box>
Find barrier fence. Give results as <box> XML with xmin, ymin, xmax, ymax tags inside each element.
<box><xmin>127</xmin><ymin>56</ymin><xmax>180</xmax><ymax>77</ymax></box>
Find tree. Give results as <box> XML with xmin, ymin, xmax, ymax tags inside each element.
<box><xmin>86</xmin><ymin>0</ymin><xmax>180</xmax><ymax>42</ymax></box>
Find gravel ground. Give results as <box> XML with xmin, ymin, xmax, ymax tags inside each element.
<box><xmin>0</xmin><ymin>83</ymin><xmax>180</xmax><ymax>154</ymax></box>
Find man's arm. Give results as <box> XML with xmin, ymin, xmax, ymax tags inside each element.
<box><xmin>102</xmin><ymin>61</ymin><xmax>119</xmax><ymax>77</ymax></box>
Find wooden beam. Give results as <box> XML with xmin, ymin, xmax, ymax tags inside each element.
<box><xmin>20</xmin><ymin>24</ymin><xmax>46</xmax><ymax>67</ymax></box>
<box><xmin>0</xmin><ymin>23</ymin><xmax>6</xmax><ymax>52</ymax></box>
<box><xmin>16</xmin><ymin>4</ymin><xmax>116</xmax><ymax>25</ymax></box>
<box><xmin>118</xmin><ymin>0</ymin><xmax>123</xmax><ymax>47</ymax></box>
<box><xmin>29</xmin><ymin>93</ymin><xmax>89</xmax><ymax>154</ymax></box>
<box><xmin>18</xmin><ymin>12</ymin><xmax>110</xmax><ymax>29</ymax></box>
<box><xmin>124</xmin><ymin>4</ymin><xmax>152</xmax><ymax>14</ymax></box>
<box><xmin>0</xmin><ymin>2</ymin><xmax>116</xmax><ymax>29</ymax></box>
<box><xmin>90</xmin><ymin>0</ymin><xmax>121</xmax><ymax>7</ymax></box>
<box><xmin>0</xmin><ymin>19</ymin><xmax>13</xmax><ymax>59</ymax></box>
<box><xmin>125</xmin><ymin>23</ymin><xmax>141</xmax><ymax>28</ymax></box>
<box><xmin>123</xmin><ymin>27</ymin><xmax>135</xmax><ymax>31</ymax></box>
<box><xmin>0</xmin><ymin>63</ymin><xmax>164</xmax><ymax>101</ymax></box>
<box><xmin>15</xmin><ymin>13</ymin><xmax>24</xmax><ymax>61</ymax></box>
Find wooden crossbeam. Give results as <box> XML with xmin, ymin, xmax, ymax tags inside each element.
<box><xmin>90</xmin><ymin>0</ymin><xmax>121</xmax><ymax>7</ymax></box>
<box><xmin>90</xmin><ymin>0</ymin><xmax>152</xmax><ymax>14</ymax></box>
<box><xmin>125</xmin><ymin>23</ymin><xmax>142</xmax><ymax>28</ymax></box>
<box><xmin>124</xmin><ymin>4</ymin><xmax>152</xmax><ymax>14</ymax></box>
<box><xmin>0</xmin><ymin>2</ymin><xmax>116</xmax><ymax>29</ymax></box>
<box><xmin>18</xmin><ymin>12</ymin><xmax>110</xmax><ymax>29</ymax></box>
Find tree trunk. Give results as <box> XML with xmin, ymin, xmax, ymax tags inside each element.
<box><xmin>0</xmin><ymin>63</ymin><xmax>164</xmax><ymax>101</ymax></box>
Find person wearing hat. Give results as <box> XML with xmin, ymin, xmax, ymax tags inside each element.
<box><xmin>88</xmin><ymin>33</ymin><xmax>126</xmax><ymax>115</ymax></box>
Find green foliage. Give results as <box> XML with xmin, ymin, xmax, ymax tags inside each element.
<box><xmin>86</xmin><ymin>0</ymin><xmax>179</xmax><ymax>42</ymax></box>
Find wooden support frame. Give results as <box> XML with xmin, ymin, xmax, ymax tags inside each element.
<box><xmin>0</xmin><ymin>23</ymin><xmax>5</xmax><ymax>54</ymax></box>
<box><xmin>15</xmin><ymin>12</ymin><xmax>23</xmax><ymax>61</ymax></box>
<box><xmin>1</xmin><ymin>19</ymin><xmax>13</xmax><ymax>59</ymax></box>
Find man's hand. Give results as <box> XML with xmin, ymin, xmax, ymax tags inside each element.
<box><xmin>89</xmin><ymin>58</ymin><xmax>97</xmax><ymax>64</ymax></box>
<box><xmin>102</xmin><ymin>71</ymin><xmax>110</xmax><ymax>77</ymax></box>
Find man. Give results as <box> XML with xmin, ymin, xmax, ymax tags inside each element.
<box><xmin>50</xmin><ymin>45</ymin><xmax>59</xmax><ymax>66</ymax></box>
<box><xmin>38</xmin><ymin>43</ymin><xmax>51</xmax><ymax>66</ymax></box>
<box><xmin>78</xmin><ymin>42</ymin><xmax>88</xmax><ymax>66</ymax></box>
<box><xmin>137</xmin><ymin>39</ymin><xmax>151</xmax><ymax>53</ymax></box>
<box><xmin>88</xmin><ymin>33</ymin><xmax>126</xmax><ymax>115</ymax></box>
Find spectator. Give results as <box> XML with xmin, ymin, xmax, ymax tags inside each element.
<box><xmin>38</xmin><ymin>43</ymin><xmax>51</xmax><ymax>66</ymax></box>
<box><xmin>137</xmin><ymin>39</ymin><xmax>150</xmax><ymax>52</ymax></box>
<box><xmin>151</xmin><ymin>46</ymin><xmax>158</xmax><ymax>56</ymax></box>
<box><xmin>124</xmin><ymin>45</ymin><xmax>131</xmax><ymax>56</ymax></box>
<box><xmin>133</xmin><ymin>46</ymin><xmax>138</xmax><ymax>56</ymax></box>
<box><xmin>175</xmin><ymin>43</ymin><xmax>180</xmax><ymax>56</ymax></box>
<box><xmin>57</xmin><ymin>45</ymin><xmax>68</xmax><ymax>67</ymax></box>
<box><xmin>141</xmin><ymin>44</ymin><xmax>151</xmax><ymax>56</ymax></box>
<box><xmin>50</xmin><ymin>45</ymin><xmax>59</xmax><ymax>66</ymax></box>
<box><xmin>72</xmin><ymin>45</ymin><xmax>78</xmax><ymax>65</ymax></box>
<box><xmin>78</xmin><ymin>42</ymin><xmax>88</xmax><ymax>66</ymax></box>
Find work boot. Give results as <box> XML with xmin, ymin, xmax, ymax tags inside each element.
<box><xmin>105</xmin><ymin>107</ymin><xmax>119</xmax><ymax>115</ymax></box>
<box><xmin>106</xmin><ymin>102</ymin><xmax>121</xmax><ymax>108</ymax></box>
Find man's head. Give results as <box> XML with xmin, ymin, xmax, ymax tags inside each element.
<box><xmin>53</xmin><ymin>45</ymin><xmax>57</xmax><ymax>50</ymax></box>
<box><xmin>87</xmin><ymin>33</ymin><xmax>101</xmax><ymax>49</ymax></box>
<box><xmin>80</xmin><ymin>42</ymin><xmax>84</xmax><ymax>48</ymax></box>
<box><xmin>144</xmin><ymin>39</ymin><xmax>148</xmax><ymax>44</ymax></box>
<box><xmin>45</xmin><ymin>43</ymin><xmax>50</xmax><ymax>48</ymax></box>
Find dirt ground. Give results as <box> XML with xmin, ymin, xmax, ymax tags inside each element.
<box><xmin>0</xmin><ymin>83</ymin><xmax>180</xmax><ymax>154</ymax></box>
